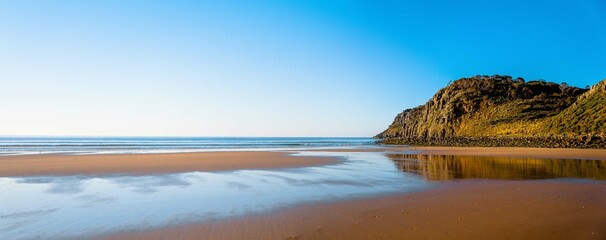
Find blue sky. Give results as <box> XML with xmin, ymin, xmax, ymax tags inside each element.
<box><xmin>1</xmin><ymin>0</ymin><xmax>605</xmax><ymax>137</ymax></box>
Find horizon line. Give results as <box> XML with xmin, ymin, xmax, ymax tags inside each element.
<box><xmin>0</xmin><ymin>135</ymin><xmax>373</xmax><ymax>138</ymax></box>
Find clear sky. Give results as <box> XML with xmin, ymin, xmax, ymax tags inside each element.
<box><xmin>1</xmin><ymin>0</ymin><xmax>605</xmax><ymax>137</ymax></box>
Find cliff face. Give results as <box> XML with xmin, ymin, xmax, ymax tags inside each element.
<box><xmin>377</xmin><ymin>75</ymin><xmax>606</xmax><ymax>148</ymax></box>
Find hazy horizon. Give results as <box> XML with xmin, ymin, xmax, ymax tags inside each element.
<box><xmin>0</xmin><ymin>135</ymin><xmax>372</xmax><ymax>138</ymax></box>
<box><xmin>1</xmin><ymin>1</ymin><xmax>605</xmax><ymax>137</ymax></box>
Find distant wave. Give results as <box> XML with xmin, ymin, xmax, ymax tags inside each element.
<box><xmin>0</xmin><ymin>137</ymin><xmax>377</xmax><ymax>155</ymax></box>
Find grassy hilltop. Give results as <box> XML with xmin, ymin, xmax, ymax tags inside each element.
<box><xmin>377</xmin><ymin>75</ymin><xmax>606</xmax><ymax>148</ymax></box>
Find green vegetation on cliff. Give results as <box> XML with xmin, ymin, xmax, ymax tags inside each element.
<box><xmin>377</xmin><ymin>75</ymin><xmax>606</xmax><ymax>148</ymax></box>
<box><xmin>543</xmin><ymin>80</ymin><xmax>606</xmax><ymax>136</ymax></box>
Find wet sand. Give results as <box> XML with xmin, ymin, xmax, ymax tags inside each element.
<box><xmin>4</xmin><ymin>147</ymin><xmax>605</xmax><ymax>239</ymax></box>
<box><xmin>97</xmin><ymin>147</ymin><xmax>606</xmax><ymax>239</ymax></box>
<box><xmin>317</xmin><ymin>146</ymin><xmax>606</xmax><ymax>160</ymax></box>
<box><xmin>0</xmin><ymin>152</ymin><xmax>340</xmax><ymax>177</ymax></box>
<box><xmin>99</xmin><ymin>180</ymin><xmax>606</xmax><ymax>240</ymax></box>
<box><xmin>409</xmin><ymin>146</ymin><xmax>606</xmax><ymax>160</ymax></box>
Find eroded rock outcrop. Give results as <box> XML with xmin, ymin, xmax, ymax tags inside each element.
<box><xmin>377</xmin><ymin>75</ymin><xmax>606</xmax><ymax>148</ymax></box>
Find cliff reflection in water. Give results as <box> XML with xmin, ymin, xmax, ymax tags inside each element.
<box><xmin>387</xmin><ymin>154</ymin><xmax>606</xmax><ymax>181</ymax></box>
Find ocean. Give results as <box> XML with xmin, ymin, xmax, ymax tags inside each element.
<box><xmin>0</xmin><ymin>136</ymin><xmax>377</xmax><ymax>155</ymax></box>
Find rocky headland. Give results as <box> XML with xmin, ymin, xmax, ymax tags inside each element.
<box><xmin>376</xmin><ymin>75</ymin><xmax>606</xmax><ymax>148</ymax></box>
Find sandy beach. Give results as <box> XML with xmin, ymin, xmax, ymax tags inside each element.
<box><xmin>0</xmin><ymin>151</ymin><xmax>340</xmax><ymax>177</ymax></box>
<box><xmin>409</xmin><ymin>146</ymin><xmax>606</xmax><ymax>160</ymax></box>
<box><xmin>2</xmin><ymin>147</ymin><xmax>605</xmax><ymax>239</ymax></box>
<box><xmin>321</xmin><ymin>146</ymin><xmax>606</xmax><ymax>160</ymax></box>
<box><xmin>99</xmin><ymin>179</ymin><xmax>606</xmax><ymax>240</ymax></box>
<box><xmin>91</xmin><ymin>147</ymin><xmax>605</xmax><ymax>240</ymax></box>
<box><xmin>3</xmin><ymin>147</ymin><xmax>604</xmax><ymax>177</ymax></box>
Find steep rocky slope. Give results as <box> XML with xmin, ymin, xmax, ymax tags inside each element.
<box><xmin>377</xmin><ymin>75</ymin><xmax>606</xmax><ymax>148</ymax></box>
<box><xmin>543</xmin><ymin>80</ymin><xmax>606</xmax><ymax>136</ymax></box>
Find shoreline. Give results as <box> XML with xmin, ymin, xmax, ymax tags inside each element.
<box><xmin>315</xmin><ymin>146</ymin><xmax>606</xmax><ymax>160</ymax></box>
<box><xmin>378</xmin><ymin>136</ymin><xmax>606</xmax><ymax>149</ymax></box>
<box><xmin>0</xmin><ymin>151</ymin><xmax>341</xmax><ymax>177</ymax></box>
<box><xmin>2</xmin><ymin>147</ymin><xmax>605</xmax><ymax>239</ymax></box>
<box><xmin>99</xmin><ymin>179</ymin><xmax>606</xmax><ymax>240</ymax></box>
<box><xmin>408</xmin><ymin>146</ymin><xmax>606</xmax><ymax>160</ymax></box>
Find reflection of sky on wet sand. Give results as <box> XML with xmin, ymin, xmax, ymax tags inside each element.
<box><xmin>4</xmin><ymin>151</ymin><xmax>605</xmax><ymax>239</ymax></box>
<box><xmin>0</xmin><ymin>152</ymin><xmax>427</xmax><ymax>240</ymax></box>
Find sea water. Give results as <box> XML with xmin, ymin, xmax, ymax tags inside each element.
<box><xmin>0</xmin><ymin>137</ymin><xmax>377</xmax><ymax>155</ymax></box>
